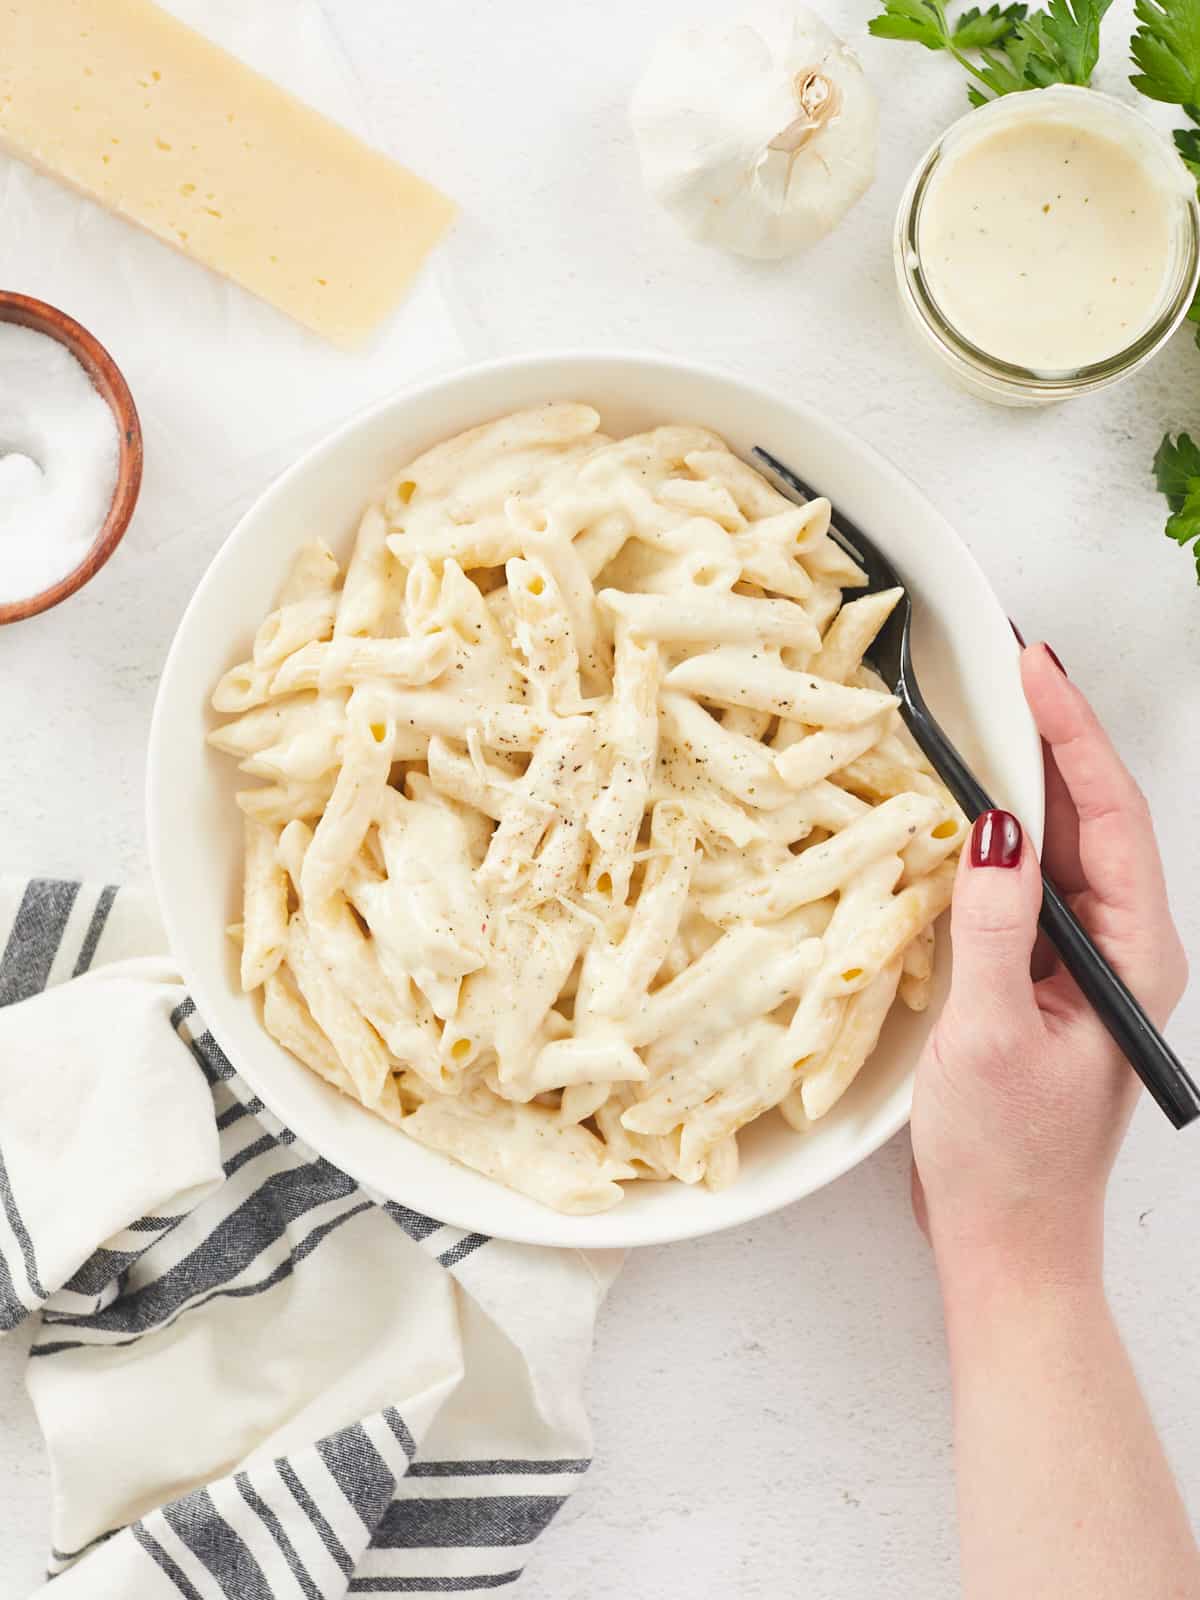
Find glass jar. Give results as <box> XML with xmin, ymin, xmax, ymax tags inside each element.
<box><xmin>894</xmin><ymin>86</ymin><xmax>1200</xmax><ymax>406</ymax></box>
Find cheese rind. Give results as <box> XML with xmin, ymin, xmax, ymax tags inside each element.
<box><xmin>0</xmin><ymin>0</ymin><xmax>457</xmax><ymax>345</ymax></box>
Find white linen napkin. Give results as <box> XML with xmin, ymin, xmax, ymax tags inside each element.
<box><xmin>0</xmin><ymin>877</ymin><xmax>621</xmax><ymax>1597</ymax></box>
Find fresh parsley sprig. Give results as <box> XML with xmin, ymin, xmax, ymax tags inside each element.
<box><xmin>1176</xmin><ymin>126</ymin><xmax>1200</xmax><ymax>176</ymax></box>
<box><xmin>1153</xmin><ymin>436</ymin><xmax>1200</xmax><ymax>580</ymax></box>
<box><xmin>1130</xmin><ymin>0</ymin><xmax>1200</xmax><ymax>580</ymax></box>
<box><xmin>868</xmin><ymin>0</ymin><xmax>1027</xmax><ymax>56</ymax></box>
<box><xmin>1021</xmin><ymin>0</ymin><xmax>1112</xmax><ymax>84</ymax></box>
<box><xmin>1131</xmin><ymin>0</ymin><xmax>1200</xmax><ymax>106</ymax></box>
<box><xmin>868</xmin><ymin>0</ymin><xmax>1112</xmax><ymax>102</ymax></box>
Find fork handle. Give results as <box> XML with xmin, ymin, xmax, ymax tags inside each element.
<box><xmin>1038</xmin><ymin>878</ymin><xmax>1200</xmax><ymax>1128</ymax></box>
<box><xmin>901</xmin><ymin>696</ymin><xmax>1200</xmax><ymax>1130</ymax></box>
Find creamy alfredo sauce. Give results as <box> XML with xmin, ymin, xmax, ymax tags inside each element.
<box><xmin>918</xmin><ymin>115</ymin><xmax>1176</xmax><ymax>373</ymax></box>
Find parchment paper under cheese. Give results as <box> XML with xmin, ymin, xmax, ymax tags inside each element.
<box><xmin>0</xmin><ymin>0</ymin><xmax>457</xmax><ymax>346</ymax></box>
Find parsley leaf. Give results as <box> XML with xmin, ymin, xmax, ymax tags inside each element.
<box><xmin>868</xmin><ymin>0</ymin><xmax>953</xmax><ymax>49</ymax></box>
<box><xmin>1133</xmin><ymin>16</ymin><xmax>1200</xmax><ymax>361</ymax></box>
<box><xmin>967</xmin><ymin>32</ymin><xmax>1041</xmax><ymax>101</ymax></box>
<box><xmin>1175</xmin><ymin>125</ymin><xmax>1200</xmax><ymax>176</ymax></box>
<box><xmin>1154</xmin><ymin>431</ymin><xmax>1200</xmax><ymax>500</ymax></box>
<box><xmin>1153</xmin><ymin>434</ymin><xmax>1200</xmax><ymax>580</ymax></box>
<box><xmin>1131</xmin><ymin>0</ymin><xmax>1200</xmax><ymax>104</ymax></box>
<box><xmin>953</xmin><ymin>3</ymin><xmax>1030</xmax><ymax>46</ymax></box>
<box><xmin>1126</xmin><ymin>9</ymin><xmax>1200</xmax><ymax>589</ymax></box>
<box><xmin>1030</xmin><ymin>0</ymin><xmax>1112</xmax><ymax>82</ymax></box>
<box><xmin>870</xmin><ymin>0</ymin><xmax>1110</xmax><ymax>101</ymax></box>
<box><xmin>1167</xmin><ymin>488</ymin><xmax>1200</xmax><ymax>574</ymax></box>
<box><xmin>868</xmin><ymin>0</ymin><xmax>1027</xmax><ymax>58</ymax></box>
<box><xmin>974</xmin><ymin>0</ymin><xmax>1114</xmax><ymax>97</ymax></box>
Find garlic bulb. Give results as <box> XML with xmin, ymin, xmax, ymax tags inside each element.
<box><xmin>630</xmin><ymin>3</ymin><xmax>879</xmax><ymax>260</ymax></box>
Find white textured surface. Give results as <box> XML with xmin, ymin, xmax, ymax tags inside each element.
<box><xmin>1</xmin><ymin>0</ymin><xmax>1199</xmax><ymax>1594</ymax></box>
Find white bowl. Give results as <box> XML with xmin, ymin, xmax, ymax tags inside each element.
<box><xmin>148</xmin><ymin>351</ymin><xmax>1043</xmax><ymax>1249</ymax></box>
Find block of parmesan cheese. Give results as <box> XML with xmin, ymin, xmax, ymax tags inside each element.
<box><xmin>0</xmin><ymin>0</ymin><xmax>456</xmax><ymax>345</ymax></box>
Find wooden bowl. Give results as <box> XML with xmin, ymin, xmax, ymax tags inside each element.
<box><xmin>0</xmin><ymin>292</ymin><xmax>142</xmax><ymax>625</ymax></box>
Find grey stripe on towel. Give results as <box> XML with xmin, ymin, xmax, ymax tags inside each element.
<box><xmin>0</xmin><ymin>1245</ymin><xmax>28</xmax><ymax>1333</ymax></box>
<box><xmin>0</xmin><ymin>1145</ymin><xmax>46</xmax><ymax>1301</ymax></box>
<box><xmin>317</xmin><ymin>1423</ymin><xmax>397</xmax><ymax>1533</ymax></box>
<box><xmin>372</xmin><ymin>1495</ymin><xmax>564</xmax><ymax>1550</ymax></box>
<box><xmin>347</xmin><ymin>1576</ymin><xmax>521</xmax><ymax>1592</ymax></box>
<box><xmin>278</xmin><ymin>1460</ymin><xmax>355</xmax><ymax>1578</ymax></box>
<box><xmin>235</xmin><ymin>1472</ymin><xmax>323</xmax><ymax>1600</ymax></box>
<box><xmin>42</xmin><ymin>1162</ymin><xmax>360</xmax><ymax>1336</ymax></box>
<box><xmin>406</xmin><ymin>1459</ymin><xmax>589</xmax><ymax>1478</ymax></box>
<box><xmin>132</xmin><ymin>1523</ymin><xmax>205</xmax><ymax>1600</ymax></box>
<box><xmin>72</xmin><ymin>884</ymin><xmax>117</xmax><ymax>977</ymax></box>
<box><xmin>0</xmin><ymin>879</ymin><xmax>80</xmax><ymax>1006</ymax></box>
<box><xmin>32</xmin><ymin>1197</ymin><xmax>374</xmax><ymax>1358</ymax></box>
<box><xmin>162</xmin><ymin>1490</ymin><xmax>272</xmax><ymax>1600</ymax></box>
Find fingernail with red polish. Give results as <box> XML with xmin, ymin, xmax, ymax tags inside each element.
<box><xmin>1009</xmin><ymin>618</ymin><xmax>1026</xmax><ymax>647</ymax></box>
<box><xmin>1042</xmin><ymin>642</ymin><xmax>1067</xmax><ymax>676</ymax></box>
<box><xmin>970</xmin><ymin>810</ymin><xmax>1023</xmax><ymax>869</ymax></box>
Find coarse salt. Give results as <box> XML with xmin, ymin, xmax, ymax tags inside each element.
<box><xmin>0</xmin><ymin>322</ymin><xmax>120</xmax><ymax>606</ymax></box>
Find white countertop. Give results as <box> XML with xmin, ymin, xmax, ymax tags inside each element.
<box><xmin>2</xmin><ymin>1</ymin><xmax>1199</xmax><ymax>1593</ymax></box>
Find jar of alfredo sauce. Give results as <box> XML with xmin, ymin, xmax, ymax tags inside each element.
<box><xmin>894</xmin><ymin>85</ymin><xmax>1200</xmax><ymax>405</ymax></box>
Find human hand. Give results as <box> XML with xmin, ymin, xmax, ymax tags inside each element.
<box><xmin>910</xmin><ymin>644</ymin><xmax>1189</xmax><ymax>1289</ymax></box>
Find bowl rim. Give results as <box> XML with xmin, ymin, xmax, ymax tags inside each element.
<box><xmin>0</xmin><ymin>291</ymin><xmax>143</xmax><ymax>626</ymax></box>
<box><xmin>148</xmin><ymin>347</ymin><xmax>1044</xmax><ymax>1248</ymax></box>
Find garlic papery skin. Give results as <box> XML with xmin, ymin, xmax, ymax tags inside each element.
<box><xmin>631</xmin><ymin>3</ymin><xmax>879</xmax><ymax>260</ymax></box>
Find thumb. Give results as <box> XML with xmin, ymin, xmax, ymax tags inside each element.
<box><xmin>946</xmin><ymin>810</ymin><xmax>1043</xmax><ymax>1025</ymax></box>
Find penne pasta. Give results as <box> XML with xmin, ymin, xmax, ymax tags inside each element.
<box><xmin>270</xmin><ymin>632</ymin><xmax>452</xmax><ymax>694</ymax></box>
<box><xmin>285</xmin><ymin>915</ymin><xmax>393</xmax><ymax>1108</ymax></box>
<box><xmin>211</xmin><ymin>411</ymin><xmax>963</xmax><ymax>1213</ymax></box>
<box><xmin>212</xmin><ymin>657</ymin><xmax>276</xmax><ymax>714</ymax></box>
<box><xmin>263</xmin><ymin>967</ymin><xmax>351</xmax><ymax>1092</ymax></box>
<box><xmin>720</xmin><ymin>705</ymin><xmax>774</xmax><ymax>741</ymax></box>
<box><xmin>251</xmin><ymin>540</ymin><xmax>340</xmax><ymax>670</ymax></box>
<box><xmin>336</xmin><ymin>507</ymin><xmax>397</xmax><ymax>640</ymax></box>
<box><xmin>899</xmin><ymin>922</ymin><xmax>937</xmax><ymax>1012</ymax></box>
<box><xmin>381</xmin><ymin>690</ymin><xmax>545</xmax><ymax>753</ymax></box>
<box><xmin>809</xmin><ymin>587</ymin><xmax>904</xmax><ymax>683</ymax></box>
<box><xmin>683</xmin><ymin>449</ymin><xmax>792</xmax><ymax>519</ymax></box>
<box><xmin>479</xmin><ymin>715</ymin><xmax>595</xmax><ymax>893</ymax></box>
<box><xmin>235</xmin><ymin>778</ymin><xmax>337</xmax><ymax>826</ymax></box>
<box><xmin>773</xmin><ymin>717</ymin><xmax>891</xmax><ymax>791</ymax></box>
<box><xmin>666</xmin><ymin>648</ymin><xmax>896</xmax><ymax>727</ymax></box>
<box><xmin>630</xmin><ymin>926</ymin><xmax>823</xmax><ymax>1049</ymax></box>
<box><xmin>509</xmin><ymin>514</ymin><xmax>611</xmax><ymax>692</ymax></box>
<box><xmin>659</xmin><ymin>692</ymin><xmax>792</xmax><ymax>809</ymax></box>
<box><xmin>425</xmin><ymin>735</ymin><xmax>519</xmax><ymax>821</ymax></box>
<box><xmin>598</xmin><ymin>587</ymin><xmax>820</xmax><ymax>652</ymax></box>
<box><xmin>587</xmin><ymin>804</ymin><xmax>698</xmax><ymax>1023</ymax></box>
<box><xmin>829</xmin><ymin>859</ymin><xmax>957</xmax><ymax>995</ymax></box>
<box><xmin>300</xmin><ymin>690</ymin><xmax>395</xmax><ymax>905</ymax></box>
<box><xmin>279</xmin><ymin>818</ymin><xmax>450</xmax><ymax>1087</ymax></box>
<box><xmin>403</xmin><ymin>1089</ymin><xmax>636</xmax><ymax>1215</ymax></box>
<box><xmin>239</xmin><ymin>817</ymin><xmax>289</xmax><ymax>991</ymax></box>
<box><xmin>405</xmin><ymin>771</ymin><xmax>495</xmax><ymax>867</ymax></box>
<box><xmin>799</xmin><ymin>960</ymin><xmax>904</xmax><ymax>1121</ymax></box>
<box><xmin>507</xmin><ymin>555</ymin><xmax>585</xmax><ymax>714</ymax></box>
<box><xmin>211</xmin><ymin>690</ymin><xmax>357</xmax><ymax>783</ymax></box>
<box><xmin>701</xmin><ymin>793</ymin><xmax>943</xmax><ymax>926</ymax></box>
<box><xmin>586</xmin><ymin>626</ymin><xmax>660</xmax><ymax>901</ymax></box>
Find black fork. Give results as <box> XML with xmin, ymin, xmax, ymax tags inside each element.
<box><xmin>754</xmin><ymin>445</ymin><xmax>1200</xmax><ymax>1131</ymax></box>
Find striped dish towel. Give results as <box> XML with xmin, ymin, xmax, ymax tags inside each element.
<box><xmin>0</xmin><ymin>879</ymin><xmax>621</xmax><ymax>1597</ymax></box>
